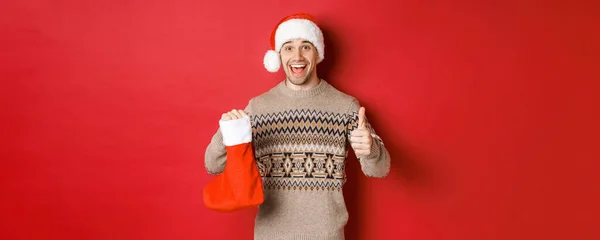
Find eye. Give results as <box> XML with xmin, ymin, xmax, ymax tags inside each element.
<box><xmin>302</xmin><ymin>45</ymin><xmax>312</xmax><ymax>50</ymax></box>
<box><xmin>283</xmin><ymin>46</ymin><xmax>292</xmax><ymax>51</ymax></box>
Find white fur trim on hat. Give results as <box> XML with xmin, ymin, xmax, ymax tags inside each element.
<box><xmin>263</xmin><ymin>50</ymin><xmax>280</xmax><ymax>72</ymax></box>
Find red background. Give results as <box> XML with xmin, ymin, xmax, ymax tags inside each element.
<box><xmin>2</xmin><ymin>0</ymin><xmax>599</xmax><ymax>239</ymax></box>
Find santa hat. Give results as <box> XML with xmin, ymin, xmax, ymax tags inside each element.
<box><xmin>263</xmin><ymin>13</ymin><xmax>325</xmax><ymax>72</ymax></box>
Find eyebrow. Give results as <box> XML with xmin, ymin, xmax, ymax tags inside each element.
<box><xmin>282</xmin><ymin>41</ymin><xmax>313</xmax><ymax>46</ymax></box>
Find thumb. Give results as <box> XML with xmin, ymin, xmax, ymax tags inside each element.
<box><xmin>358</xmin><ymin>107</ymin><xmax>366</xmax><ymax>128</ymax></box>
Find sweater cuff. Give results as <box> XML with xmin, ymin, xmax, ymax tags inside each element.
<box><xmin>219</xmin><ymin>116</ymin><xmax>252</xmax><ymax>146</ymax></box>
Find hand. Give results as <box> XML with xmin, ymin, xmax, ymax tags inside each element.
<box><xmin>221</xmin><ymin>109</ymin><xmax>248</xmax><ymax>121</ymax></box>
<box><xmin>350</xmin><ymin>107</ymin><xmax>373</xmax><ymax>158</ymax></box>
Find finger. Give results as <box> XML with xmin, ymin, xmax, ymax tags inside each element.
<box><xmin>351</xmin><ymin>138</ymin><xmax>366</xmax><ymax>146</ymax></box>
<box><xmin>231</xmin><ymin>109</ymin><xmax>243</xmax><ymax>119</ymax></box>
<box><xmin>352</xmin><ymin>143</ymin><xmax>369</xmax><ymax>150</ymax></box>
<box><xmin>350</xmin><ymin>136</ymin><xmax>361</xmax><ymax>143</ymax></box>
<box><xmin>239</xmin><ymin>110</ymin><xmax>248</xmax><ymax>117</ymax></box>
<box><xmin>355</xmin><ymin>140</ymin><xmax>372</xmax><ymax>147</ymax></box>
<box><xmin>356</xmin><ymin>147</ymin><xmax>371</xmax><ymax>154</ymax></box>
<box><xmin>351</xmin><ymin>135</ymin><xmax>370</xmax><ymax>144</ymax></box>
<box><xmin>355</xmin><ymin>150</ymin><xmax>370</xmax><ymax>157</ymax></box>
<box><xmin>352</xmin><ymin>136</ymin><xmax>373</xmax><ymax>146</ymax></box>
<box><xmin>359</xmin><ymin>152</ymin><xmax>371</xmax><ymax>157</ymax></box>
<box><xmin>351</xmin><ymin>129</ymin><xmax>369</xmax><ymax>137</ymax></box>
<box><xmin>221</xmin><ymin>113</ymin><xmax>232</xmax><ymax>121</ymax></box>
<box><xmin>227</xmin><ymin>112</ymin><xmax>238</xmax><ymax>120</ymax></box>
<box><xmin>351</xmin><ymin>136</ymin><xmax>366</xmax><ymax>143</ymax></box>
<box><xmin>358</xmin><ymin>107</ymin><xmax>366</xmax><ymax>128</ymax></box>
<box><xmin>355</xmin><ymin>150</ymin><xmax>366</xmax><ymax>155</ymax></box>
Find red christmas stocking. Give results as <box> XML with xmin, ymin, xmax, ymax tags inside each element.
<box><xmin>203</xmin><ymin>116</ymin><xmax>264</xmax><ymax>212</ymax></box>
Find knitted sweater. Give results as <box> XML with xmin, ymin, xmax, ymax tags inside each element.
<box><xmin>205</xmin><ymin>79</ymin><xmax>391</xmax><ymax>240</ymax></box>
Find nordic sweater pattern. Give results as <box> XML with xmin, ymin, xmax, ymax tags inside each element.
<box><xmin>252</xmin><ymin>108</ymin><xmax>381</xmax><ymax>192</ymax></box>
<box><xmin>204</xmin><ymin>80</ymin><xmax>391</xmax><ymax>240</ymax></box>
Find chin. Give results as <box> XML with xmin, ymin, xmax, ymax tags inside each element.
<box><xmin>286</xmin><ymin>73</ymin><xmax>313</xmax><ymax>86</ymax></box>
<box><xmin>287</xmin><ymin>77</ymin><xmax>308</xmax><ymax>86</ymax></box>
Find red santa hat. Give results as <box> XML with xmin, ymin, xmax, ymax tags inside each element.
<box><xmin>263</xmin><ymin>13</ymin><xmax>325</xmax><ymax>72</ymax></box>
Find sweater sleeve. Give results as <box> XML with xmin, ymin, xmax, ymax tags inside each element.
<box><xmin>204</xmin><ymin>99</ymin><xmax>253</xmax><ymax>175</ymax></box>
<box><xmin>346</xmin><ymin>99</ymin><xmax>391</xmax><ymax>178</ymax></box>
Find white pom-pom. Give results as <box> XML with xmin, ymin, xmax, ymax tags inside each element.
<box><xmin>263</xmin><ymin>50</ymin><xmax>280</xmax><ymax>72</ymax></box>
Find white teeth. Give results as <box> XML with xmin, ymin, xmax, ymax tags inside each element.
<box><xmin>291</xmin><ymin>65</ymin><xmax>306</xmax><ymax>68</ymax></box>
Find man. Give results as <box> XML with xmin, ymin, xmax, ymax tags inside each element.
<box><xmin>204</xmin><ymin>13</ymin><xmax>391</xmax><ymax>240</ymax></box>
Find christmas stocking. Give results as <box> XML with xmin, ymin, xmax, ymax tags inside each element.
<box><xmin>203</xmin><ymin>116</ymin><xmax>264</xmax><ymax>212</ymax></box>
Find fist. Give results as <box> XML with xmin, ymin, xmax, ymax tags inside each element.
<box><xmin>221</xmin><ymin>109</ymin><xmax>248</xmax><ymax>121</ymax></box>
<box><xmin>350</xmin><ymin>107</ymin><xmax>373</xmax><ymax>158</ymax></box>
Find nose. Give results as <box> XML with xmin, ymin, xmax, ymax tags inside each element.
<box><xmin>292</xmin><ymin>48</ymin><xmax>303</xmax><ymax>61</ymax></box>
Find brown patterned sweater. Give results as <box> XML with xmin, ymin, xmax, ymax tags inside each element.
<box><xmin>204</xmin><ymin>79</ymin><xmax>391</xmax><ymax>240</ymax></box>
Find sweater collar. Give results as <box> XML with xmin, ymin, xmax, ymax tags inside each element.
<box><xmin>276</xmin><ymin>79</ymin><xmax>329</xmax><ymax>98</ymax></box>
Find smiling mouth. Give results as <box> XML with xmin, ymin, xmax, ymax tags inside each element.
<box><xmin>289</xmin><ymin>64</ymin><xmax>307</xmax><ymax>75</ymax></box>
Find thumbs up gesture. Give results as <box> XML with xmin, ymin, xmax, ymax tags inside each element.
<box><xmin>350</xmin><ymin>107</ymin><xmax>373</xmax><ymax>158</ymax></box>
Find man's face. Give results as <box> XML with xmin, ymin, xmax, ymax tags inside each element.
<box><xmin>279</xmin><ymin>38</ymin><xmax>319</xmax><ymax>86</ymax></box>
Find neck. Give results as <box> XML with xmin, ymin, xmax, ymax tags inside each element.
<box><xmin>284</xmin><ymin>74</ymin><xmax>321</xmax><ymax>91</ymax></box>
<box><xmin>277</xmin><ymin>78</ymin><xmax>329</xmax><ymax>98</ymax></box>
